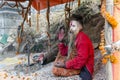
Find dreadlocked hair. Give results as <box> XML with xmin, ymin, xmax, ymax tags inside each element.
<box><xmin>69</xmin><ymin>14</ymin><xmax>84</xmax><ymax>26</ymax></box>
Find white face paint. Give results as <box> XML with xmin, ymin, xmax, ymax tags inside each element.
<box><xmin>69</xmin><ymin>20</ymin><xmax>82</xmax><ymax>35</ymax></box>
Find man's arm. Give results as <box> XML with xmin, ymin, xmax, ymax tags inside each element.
<box><xmin>65</xmin><ymin>42</ymin><xmax>89</xmax><ymax>69</ymax></box>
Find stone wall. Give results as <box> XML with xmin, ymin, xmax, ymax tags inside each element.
<box><xmin>0</xmin><ymin>13</ymin><xmax>22</xmax><ymax>36</ymax></box>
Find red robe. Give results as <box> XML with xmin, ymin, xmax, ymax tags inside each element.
<box><xmin>58</xmin><ymin>31</ymin><xmax>94</xmax><ymax>75</ymax></box>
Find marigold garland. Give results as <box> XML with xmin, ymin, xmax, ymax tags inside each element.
<box><xmin>101</xmin><ymin>0</ymin><xmax>118</xmax><ymax>29</ymax></box>
<box><xmin>102</xmin><ymin>54</ymin><xmax>118</xmax><ymax>64</ymax></box>
<box><xmin>99</xmin><ymin>30</ymin><xmax>118</xmax><ymax>64</ymax></box>
<box><xmin>102</xmin><ymin>55</ymin><xmax>109</xmax><ymax>64</ymax></box>
<box><xmin>99</xmin><ymin>30</ymin><xmax>106</xmax><ymax>56</ymax></box>
<box><xmin>110</xmin><ymin>54</ymin><xmax>118</xmax><ymax>63</ymax></box>
<box><xmin>114</xmin><ymin>0</ymin><xmax>120</xmax><ymax>3</ymax></box>
<box><xmin>104</xmin><ymin>11</ymin><xmax>118</xmax><ymax>29</ymax></box>
<box><xmin>100</xmin><ymin>0</ymin><xmax>106</xmax><ymax>16</ymax></box>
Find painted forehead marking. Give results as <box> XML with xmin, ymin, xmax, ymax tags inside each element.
<box><xmin>70</xmin><ymin>21</ymin><xmax>74</xmax><ymax>26</ymax></box>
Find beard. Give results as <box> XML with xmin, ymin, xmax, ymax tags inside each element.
<box><xmin>69</xmin><ymin>30</ymin><xmax>73</xmax><ymax>34</ymax></box>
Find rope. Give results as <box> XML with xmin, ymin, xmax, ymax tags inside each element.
<box><xmin>46</xmin><ymin>0</ymin><xmax>51</xmax><ymax>54</ymax></box>
<box><xmin>7</xmin><ymin>2</ymin><xmax>17</xmax><ymax>8</ymax></box>
<box><xmin>78</xmin><ymin>0</ymin><xmax>80</xmax><ymax>7</ymax></box>
<box><xmin>18</xmin><ymin>2</ymin><xmax>28</xmax><ymax>9</ymax></box>
<box><xmin>36</xmin><ymin>1</ymin><xmax>40</xmax><ymax>32</ymax></box>
<box><xmin>16</xmin><ymin>0</ymin><xmax>33</xmax><ymax>55</ymax></box>
<box><xmin>0</xmin><ymin>2</ymin><xmax>6</xmax><ymax>8</ymax></box>
<box><xmin>46</xmin><ymin>0</ymin><xmax>50</xmax><ymax>29</ymax></box>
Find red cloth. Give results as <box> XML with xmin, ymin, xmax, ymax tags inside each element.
<box><xmin>59</xmin><ymin>31</ymin><xmax>94</xmax><ymax>75</ymax></box>
<box><xmin>58</xmin><ymin>43</ymin><xmax>68</xmax><ymax>56</ymax></box>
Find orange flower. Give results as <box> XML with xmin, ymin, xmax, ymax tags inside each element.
<box><xmin>110</xmin><ymin>55</ymin><xmax>118</xmax><ymax>63</ymax></box>
<box><xmin>99</xmin><ymin>43</ymin><xmax>105</xmax><ymax>46</ymax></box>
<box><xmin>102</xmin><ymin>58</ymin><xmax>108</xmax><ymax>64</ymax></box>
<box><xmin>99</xmin><ymin>46</ymin><xmax>105</xmax><ymax>50</ymax></box>
<box><xmin>101</xmin><ymin>39</ymin><xmax>105</xmax><ymax>43</ymax></box>
<box><xmin>101</xmin><ymin>49</ymin><xmax>106</xmax><ymax>55</ymax></box>
<box><xmin>104</xmin><ymin>55</ymin><xmax>110</xmax><ymax>59</ymax></box>
<box><xmin>104</xmin><ymin>11</ymin><xmax>118</xmax><ymax>29</ymax></box>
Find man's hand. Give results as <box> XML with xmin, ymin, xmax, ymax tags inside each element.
<box><xmin>54</xmin><ymin>61</ymin><xmax>65</xmax><ymax>68</ymax></box>
<box><xmin>38</xmin><ymin>54</ymin><xmax>44</xmax><ymax>61</ymax></box>
<box><xmin>33</xmin><ymin>54</ymin><xmax>44</xmax><ymax>62</ymax></box>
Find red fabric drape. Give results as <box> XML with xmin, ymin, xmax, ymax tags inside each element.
<box><xmin>7</xmin><ymin>0</ymin><xmax>25</xmax><ymax>2</ymax></box>
<box><xmin>32</xmin><ymin>0</ymin><xmax>74</xmax><ymax>11</ymax></box>
<box><xmin>5</xmin><ymin>0</ymin><xmax>74</xmax><ymax>11</ymax></box>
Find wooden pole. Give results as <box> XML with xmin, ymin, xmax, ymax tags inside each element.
<box><xmin>105</xmin><ymin>0</ymin><xmax>113</xmax><ymax>80</ymax></box>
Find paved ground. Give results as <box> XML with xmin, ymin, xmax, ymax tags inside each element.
<box><xmin>0</xmin><ymin>51</ymin><xmax>107</xmax><ymax>80</ymax></box>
